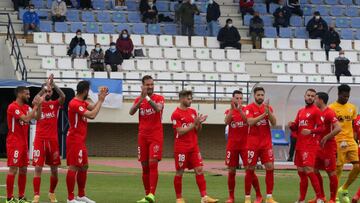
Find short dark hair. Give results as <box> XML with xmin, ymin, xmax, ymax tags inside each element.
<box><xmin>95</xmin><ymin>43</ymin><xmax>100</xmax><ymax>46</ymax></box>
<box><xmin>29</xmin><ymin>4</ymin><xmax>35</xmax><ymax>8</ymax></box>
<box><xmin>76</xmin><ymin>29</ymin><xmax>81</xmax><ymax>33</ymax></box>
<box><xmin>253</xmin><ymin>87</ymin><xmax>265</xmax><ymax>94</ymax></box>
<box><xmin>179</xmin><ymin>90</ymin><xmax>193</xmax><ymax>98</ymax></box>
<box><xmin>338</xmin><ymin>84</ymin><xmax>351</xmax><ymax>94</ymax></box>
<box><xmin>14</xmin><ymin>86</ymin><xmax>29</xmax><ymax>96</ymax></box>
<box><xmin>226</xmin><ymin>18</ymin><xmax>232</xmax><ymax>24</ymax></box>
<box><xmin>110</xmin><ymin>42</ymin><xmax>116</xmax><ymax>46</ymax></box>
<box><xmin>142</xmin><ymin>75</ymin><xmax>153</xmax><ymax>84</ymax></box>
<box><xmin>306</xmin><ymin>88</ymin><xmax>316</xmax><ymax>93</ymax></box>
<box><xmin>314</xmin><ymin>11</ymin><xmax>320</xmax><ymax>15</ymax></box>
<box><xmin>76</xmin><ymin>81</ymin><xmax>90</xmax><ymax>94</ymax></box>
<box><xmin>232</xmin><ymin>90</ymin><xmax>243</xmax><ymax>97</ymax></box>
<box><xmin>316</xmin><ymin>92</ymin><xmax>329</xmax><ymax>104</ymax></box>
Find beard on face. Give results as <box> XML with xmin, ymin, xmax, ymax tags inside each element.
<box><xmin>45</xmin><ymin>95</ymin><xmax>51</xmax><ymax>101</ymax></box>
<box><xmin>84</xmin><ymin>94</ymin><xmax>88</xmax><ymax>100</ymax></box>
<box><xmin>255</xmin><ymin>98</ymin><xmax>263</xmax><ymax>105</ymax></box>
<box><xmin>305</xmin><ymin>99</ymin><xmax>314</xmax><ymax>105</ymax></box>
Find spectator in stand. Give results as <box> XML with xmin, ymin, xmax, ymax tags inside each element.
<box><xmin>334</xmin><ymin>50</ymin><xmax>351</xmax><ymax>82</ymax></box>
<box><xmin>12</xmin><ymin>0</ymin><xmax>29</xmax><ymax>11</ymax></box>
<box><xmin>174</xmin><ymin>0</ymin><xmax>182</xmax><ymax>23</ymax></box>
<box><xmin>217</xmin><ymin>19</ymin><xmax>241</xmax><ymax>50</ymax></box>
<box><xmin>140</xmin><ymin>0</ymin><xmax>158</xmax><ymax>23</ymax></box>
<box><xmin>265</xmin><ymin>0</ymin><xmax>280</xmax><ymax>13</ymax></box>
<box><xmin>79</xmin><ymin>0</ymin><xmax>92</xmax><ymax>10</ymax></box>
<box><xmin>67</xmin><ymin>29</ymin><xmax>88</xmax><ymax>58</ymax></box>
<box><xmin>286</xmin><ymin>0</ymin><xmax>303</xmax><ymax>16</ymax></box>
<box><xmin>273</xmin><ymin>1</ymin><xmax>291</xmax><ymax>35</ymax></box>
<box><xmin>90</xmin><ymin>43</ymin><xmax>105</xmax><ymax>72</ymax></box>
<box><xmin>178</xmin><ymin>0</ymin><xmax>200</xmax><ymax>36</ymax></box>
<box><xmin>287</xmin><ymin>132</ymin><xmax>297</xmax><ymax>162</ymax></box>
<box><xmin>323</xmin><ymin>26</ymin><xmax>342</xmax><ymax>60</ymax></box>
<box><xmin>22</xmin><ymin>4</ymin><xmax>40</xmax><ymax>35</ymax></box>
<box><xmin>249</xmin><ymin>12</ymin><xmax>264</xmax><ymax>49</ymax></box>
<box><xmin>105</xmin><ymin>42</ymin><xmax>123</xmax><ymax>73</ymax></box>
<box><xmin>116</xmin><ymin>29</ymin><xmax>134</xmax><ymax>59</ymax></box>
<box><xmin>306</xmin><ymin>11</ymin><xmax>328</xmax><ymax>40</ymax></box>
<box><xmin>51</xmin><ymin>0</ymin><xmax>67</xmax><ymax>23</ymax></box>
<box><xmin>206</xmin><ymin>0</ymin><xmax>221</xmax><ymax>37</ymax></box>
<box><xmin>240</xmin><ymin>0</ymin><xmax>254</xmax><ymax>21</ymax></box>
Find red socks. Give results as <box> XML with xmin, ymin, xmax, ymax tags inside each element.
<box><xmin>77</xmin><ymin>170</ymin><xmax>87</xmax><ymax>197</ymax></box>
<box><xmin>66</xmin><ymin>169</ymin><xmax>77</xmax><ymax>200</ymax></box>
<box><xmin>18</xmin><ymin>173</ymin><xmax>26</xmax><ymax>198</ymax></box>
<box><xmin>228</xmin><ymin>172</ymin><xmax>236</xmax><ymax>199</ymax></box>
<box><xmin>50</xmin><ymin>175</ymin><xmax>58</xmax><ymax>193</ymax></box>
<box><xmin>174</xmin><ymin>175</ymin><xmax>182</xmax><ymax>199</ymax></box>
<box><xmin>33</xmin><ymin>176</ymin><xmax>41</xmax><ymax>196</ymax></box>
<box><xmin>142</xmin><ymin>165</ymin><xmax>150</xmax><ymax>195</ymax></box>
<box><xmin>298</xmin><ymin>171</ymin><xmax>308</xmax><ymax>201</ymax></box>
<box><xmin>195</xmin><ymin>174</ymin><xmax>207</xmax><ymax>197</ymax></box>
<box><xmin>329</xmin><ymin>174</ymin><xmax>338</xmax><ymax>201</ymax></box>
<box><xmin>245</xmin><ymin>170</ymin><xmax>254</xmax><ymax>196</ymax></box>
<box><xmin>266</xmin><ymin>170</ymin><xmax>274</xmax><ymax>195</ymax></box>
<box><xmin>6</xmin><ymin>174</ymin><xmax>15</xmax><ymax>199</ymax></box>
<box><xmin>308</xmin><ymin>172</ymin><xmax>322</xmax><ymax>199</ymax></box>
<box><xmin>315</xmin><ymin>172</ymin><xmax>325</xmax><ymax>199</ymax></box>
<box><xmin>252</xmin><ymin>173</ymin><xmax>262</xmax><ymax>197</ymax></box>
<box><xmin>149</xmin><ymin>161</ymin><xmax>158</xmax><ymax>194</ymax></box>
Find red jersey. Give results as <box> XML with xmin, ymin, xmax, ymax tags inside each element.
<box><xmin>7</xmin><ymin>101</ymin><xmax>31</xmax><ymax>147</ymax></box>
<box><xmin>134</xmin><ymin>94</ymin><xmax>164</xmax><ymax>137</ymax></box>
<box><xmin>319</xmin><ymin>107</ymin><xmax>338</xmax><ymax>151</ymax></box>
<box><xmin>292</xmin><ymin>104</ymin><xmax>323</xmax><ymax>151</ymax></box>
<box><xmin>67</xmin><ymin>98</ymin><xmax>89</xmax><ymax>144</ymax></box>
<box><xmin>35</xmin><ymin>100</ymin><xmax>60</xmax><ymax>141</ymax></box>
<box><xmin>246</xmin><ymin>102</ymin><xmax>273</xmax><ymax>150</ymax></box>
<box><xmin>171</xmin><ymin>107</ymin><xmax>199</xmax><ymax>153</ymax></box>
<box><xmin>225</xmin><ymin>108</ymin><xmax>248</xmax><ymax>150</ymax></box>
<box><xmin>354</xmin><ymin>115</ymin><xmax>360</xmax><ymax>140</ymax></box>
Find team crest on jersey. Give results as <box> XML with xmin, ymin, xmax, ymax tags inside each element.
<box><xmin>178</xmin><ymin>161</ymin><xmax>183</xmax><ymax>167</ymax></box>
<box><xmin>191</xmin><ymin>114</ymin><xmax>195</xmax><ymax>119</ymax></box>
<box><xmin>49</xmin><ymin>104</ymin><xmax>54</xmax><ymax>110</ymax></box>
<box><xmin>13</xmin><ymin>158</ymin><xmax>18</xmax><ymax>164</ymax></box>
<box><xmin>306</xmin><ymin>113</ymin><xmax>311</xmax><ymax>118</ymax></box>
<box><xmin>53</xmin><ymin>151</ymin><xmax>59</xmax><ymax>160</ymax></box>
<box><xmin>153</xmin><ymin>145</ymin><xmax>160</xmax><ymax>153</ymax></box>
<box><xmin>245</xmin><ymin>110</ymin><xmax>249</xmax><ymax>115</ymax></box>
<box><xmin>78</xmin><ymin>157</ymin><xmax>83</xmax><ymax>164</ymax></box>
<box><xmin>79</xmin><ymin>106</ymin><xmax>84</xmax><ymax>112</ymax></box>
<box><xmin>321</xmin><ymin>116</ymin><xmax>325</xmax><ymax>122</ymax></box>
<box><xmin>15</xmin><ymin>109</ymin><xmax>20</xmax><ymax>115</ymax></box>
<box><xmin>302</xmin><ymin>152</ymin><xmax>308</xmax><ymax>160</ymax></box>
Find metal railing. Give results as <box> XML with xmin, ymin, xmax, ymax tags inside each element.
<box><xmin>0</xmin><ymin>13</ymin><xmax>27</xmax><ymax>80</ymax></box>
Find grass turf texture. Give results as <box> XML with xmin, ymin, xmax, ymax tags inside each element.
<box><xmin>0</xmin><ymin>161</ymin><xmax>358</xmax><ymax>203</ymax></box>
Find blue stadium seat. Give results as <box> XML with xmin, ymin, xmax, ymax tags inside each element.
<box><xmin>269</xmin><ymin>4</ymin><xmax>280</xmax><ymax>13</ymax></box>
<box><xmin>279</xmin><ymin>27</ymin><xmax>292</xmax><ymax>37</ymax></box>
<box><xmin>194</xmin><ymin>15</ymin><xmax>204</xmax><ymax>24</ymax></box>
<box><xmin>264</xmin><ymin>27</ymin><xmax>277</xmax><ymax>37</ymax></box>
<box><xmin>37</xmin><ymin>10</ymin><xmax>49</xmax><ymax>19</ymax></box>
<box><xmin>32</xmin><ymin>0</ymin><xmax>44</xmax><ymax>8</ymax></box>
<box><xmin>70</xmin><ymin>22</ymin><xmax>83</xmax><ymax>32</ymax></box>
<box><xmin>340</xmin><ymin>29</ymin><xmax>353</xmax><ymax>39</ymax></box>
<box><xmin>351</xmin><ymin>18</ymin><xmax>360</xmax><ymax>28</ymax></box>
<box><xmin>163</xmin><ymin>24</ymin><xmax>177</xmax><ymax>35</ymax></box>
<box><xmin>290</xmin><ymin>16</ymin><xmax>303</xmax><ymax>26</ymax></box>
<box><xmin>117</xmin><ymin>24</ymin><xmax>131</xmax><ymax>33</ymax></box>
<box><xmin>340</xmin><ymin>0</ymin><xmax>353</xmax><ymax>4</ymax></box>
<box><xmin>18</xmin><ymin>8</ymin><xmax>25</xmax><ymax>20</ymax></box>
<box><xmin>315</xmin><ymin>5</ymin><xmax>329</xmax><ymax>16</ymax></box>
<box><xmin>356</xmin><ymin>29</ymin><xmax>360</xmax><ymax>39</ymax></box>
<box><xmin>302</xmin><ymin>5</ymin><xmax>313</xmax><ymax>16</ymax></box>
<box><xmin>311</xmin><ymin>0</ymin><xmax>323</xmax><ymax>4</ymax></box>
<box><xmin>86</xmin><ymin>22</ymin><xmax>99</xmax><ymax>33</ymax></box>
<box><xmin>345</xmin><ymin>7</ymin><xmax>359</xmax><ymax>17</ymax></box>
<box><xmin>195</xmin><ymin>25</ymin><xmax>207</xmax><ymax>36</ymax></box>
<box><xmin>304</xmin><ymin>16</ymin><xmax>313</xmax><ymax>24</ymax></box>
<box><xmin>323</xmin><ymin>16</ymin><xmax>333</xmax><ymax>25</ymax></box>
<box><xmin>97</xmin><ymin>11</ymin><xmax>111</xmax><ymax>22</ymax></box>
<box><xmin>39</xmin><ymin>21</ymin><xmax>52</xmax><ymax>32</ymax></box>
<box><xmin>46</xmin><ymin>0</ymin><xmax>52</xmax><ymax>9</ymax></box>
<box><xmin>147</xmin><ymin>24</ymin><xmax>161</xmax><ymax>35</ymax></box>
<box><xmin>102</xmin><ymin>23</ymin><xmax>116</xmax><ymax>34</ymax></box>
<box><xmin>112</xmin><ymin>12</ymin><xmax>127</xmax><ymax>23</ymax></box>
<box><xmin>128</xmin><ymin>12</ymin><xmax>142</xmax><ymax>23</ymax></box>
<box><xmin>126</xmin><ymin>1</ymin><xmax>138</xmax><ymax>11</ymax></box>
<box><xmin>253</xmin><ymin>4</ymin><xmax>267</xmax><ymax>14</ymax></box>
<box><xmin>356</xmin><ymin>0</ymin><xmax>360</xmax><ymax>4</ymax></box>
<box><xmin>300</xmin><ymin>0</ymin><xmax>308</xmax><ymax>3</ymax></box>
<box><xmin>263</xmin><ymin>15</ymin><xmax>273</xmax><ymax>26</ymax></box>
<box><xmin>81</xmin><ymin>11</ymin><xmax>95</xmax><ymax>22</ymax></box>
<box><xmin>336</xmin><ymin>18</ymin><xmax>350</xmax><ymax>28</ymax></box>
<box><xmin>271</xmin><ymin>129</ymin><xmax>289</xmax><ymax>146</ymax></box>
<box><xmin>243</xmin><ymin>15</ymin><xmax>252</xmax><ymax>26</ymax></box>
<box><xmin>132</xmin><ymin>23</ymin><xmax>146</xmax><ymax>34</ymax></box>
<box><xmin>325</xmin><ymin>0</ymin><xmax>338</xmax><ymax>4</ymax></box>
<box><xmin>330</xmin><ymin>7</ymin><xmax>344</xmax><ymax>16</ymax></box>
<box><xmin>54</xmin><ymin>22</ymin><xmax>68</xmax><ymax>32</ymax></box>
<box><xmin>156</xmin><ymin>2</ymin><xmax>169</xmax><ymax>12</ymax></box>
<box><xmin>92</xmin><ymin>0</ymin><xmax>106</xmax><ymax>10</ymax></box>
<box><xmin>66</xmin><ymin>10</ymin><xmax>80</xmax><ymax>22</ymax></box>
<box><xmin>170</xmin><ymin>2</ymin><xmax>177</xmax><ymax>12</ymax></box>
<box><xmin>295</xmin><ymin>27</ymin><xmax>308</xmax><ymax>38</ymax></box>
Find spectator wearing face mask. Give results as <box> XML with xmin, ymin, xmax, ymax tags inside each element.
<box><xmin>22</xmin><ymin>4</ymin><xmax>40</xmax><ymax>35</ymax></box>
<box><xmin>217</xmin><ymin>19</ymin><xmax>241</xmax><ymax>50</ymax></box>
<box><xmin>249</xmin><ymin>12</ymin><xmax>264</xmax><ymax>49</ymax></box>
<box><xmin>51</xmin><ymin>0</ymin><xmax>67</xmax><ymax>23</ymax></box>
<box><xmin>286</xmin><ymin>0</ymin><xmax>303</xmax><ymax>16</ymax></box>
<box><xmin>140</xmin><ymin>0</ymin><xmax>158</xmax><ymax>24</ymax></box>
<box><xmin>206</xmin><ymin>0</ymin><xmax>221</xmax><ymax>37</ymax></box>
<box><xmin>105</xmin><ymin>42</ymin><xmax>123</xmax><ymax>73</ymax></box>
<box><xmin>67</xmin><ymin>29</ymin><xmax>88</xmax><ymax>58</ymax></box>
<box><xmin>116</xmin><ymin>29</ymin><xmax>134</xmax><ymax>59</ymax></box>
<box><xmin>323</xmin><ymin>26</ymin><xmax>342</xmax><ymax>60</ymax></box>
<box><xmin>273</xmin><ymin>1</ymin><xmax>291</xmax><ymax>35</ymax></box>
<box><xmin>334</xmin><ymin>50</ymin><xmax>351</xmax><ymax>82</ymax></box>
<box><xmin>178</xmin><ymin>0</ymin><xmax>200</xmax><ymax>36</ymax></box>
<box><xmin>306</xmin><ymin>11</ymin><xmax>328</xmax><ymax>40</ymax></box>
<box><xmin>90</xmin><ymin>43</ymin><xmax>105</xmax><ymax>72</ymax></box>
<box><xmin>239</xmin><ymin>0</ymin><xmax>254</xmax><ymax>20</ymax></box>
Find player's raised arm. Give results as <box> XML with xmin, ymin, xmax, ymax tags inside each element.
<box><xmin>265</xmin><ymin>100</ymin><xmax>276</xmax><ymax>126</ymax></box>
<box><xmin>32</xmin><ymin>95</ymin><xmax>45</xmax><ymax>120</ymax></box>
<box><xmin>83</xmin><ymin>88</ymin><xmax>108</xmax><ymax>119</ymax></box>
<box><xmin>129</xmin><ymin>86</ymin><xmax>146</xmax><ymax>115</ymax></box>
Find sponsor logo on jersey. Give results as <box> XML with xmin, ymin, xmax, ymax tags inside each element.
<box><xmin>140</xmin><ymin>108</ymin><xmax>156</xmax><ymax>116</ymax></box>
<box><xmin>15</xmin><ymin>109</ymin><xmax>20</xmax><ymax>115</ymax></box>
<box><xmin>230</xmin><ymin>121</ymin><xmax>247</xmax><ymax>128</ymax></box>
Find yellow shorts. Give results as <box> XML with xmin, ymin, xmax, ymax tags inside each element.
<box><xmin>337</xmin><ymin>140</ymin><xmax>359</xmax><ymax>166</ymax></box>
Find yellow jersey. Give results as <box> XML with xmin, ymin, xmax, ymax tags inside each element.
<box><xmin>329</xmin><ymin>101</ymin><xmax>357</xmax><ymax>143</ymax></box>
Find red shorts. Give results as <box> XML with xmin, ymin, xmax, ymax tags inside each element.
<box><xmin>295</xmin><ymin>150</ymin><xmax>317</xmax><ymax>167</ymax></box>
<box><xmin>7</xmin><ymin>143</ymin><xmax>29</xmax><ymax>167</ymax></box>
<box><xmin>247</xmin><ymin>148</ymin><xmax>274</xmax><ymax>166</ymax></box>
<box><xmin>32</xmin><ymin>139</ymin><xmax>61</xmax><ymax>167</ymax></box>
<box><xmin>225</xmin><ymin>149</ymin><xmax>248</xmax><ymax>167</ymax></box>
<box><xmin>174</xmin><ymin>149</ymin><xmax>203</xmax><ymax>170</ymax></box>
<box><xmin>138</xmin><ymin>136</ymin><xmax>163</xmax><ymax>162</ymax></box>
<box><xmin>315</xmin><ymin>149</ymin><xmax>336</xmax><ymax>172</ymax></box>
<box><xmin>66</xmin><ymin>142</ymin><xmax>88</xmax><ymax>167</ymax></box>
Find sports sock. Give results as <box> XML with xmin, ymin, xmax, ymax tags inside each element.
<box><xmin>66</xmin><ymin>169</ymin><xmax>77</xmax><ymax>200</ymax></box>
<box><xmin>6</xmin><ymin>174</ymin><xmax>15</xmax><ymax>199</ymax></box>
<box><xmin>33</xmin><ymin>176</ymin><xmax>41</xmax><ymax>196</ymax></box>
<box><xmin>142</xmin><ymin>165</ymin><xmax>150</xmax><ymax>195</ymax></box>
<box><xmin>329</xmin><ymin>174</ymin><xmax>338</xmax><ymax>201</ymax></box>
<box><xmin>195</xmin><ymin>174</ymin><xmax>207</xmax><ymax>197</ymax></box>
<box><xmin>315</xmin><ymin>172</ymin><xmax>324</xmax><ymax>198</ymax></box>
<box><xmin>174</xmin><ymin>175</ymin><xmax>182</xmax><ymax>199</ymax></box>
<box><xmin>252</xmin><ymin>173</ymin><xmax>262</xmax><ymax>197</ymax></box>
<box><xmin>228</xmin><ymin>171</ymin><xmax>236</xmax><ymax>199</ymax></box>
<box><xmin>266</xmin><ymin>170</ymin><xmax>274</xmax><ymax>195</ymax></box>
<box><xmin>149</xmin><ymin>161</ymin><xmax>158</xmax><ymax>194</ymax></box>
<box><xmin>18</xmin><ymin>173</ymin><xmax>27</xmax><ymax>198</ymax></box>
<box><xmin>245</xmin><ymin>170</ymin><xmax>254</xmax><ymax>196</ymax></box>
<box><xmin>49</xmin><ymin>175</ymin><xmax>58</xmax><ymax>193</ymax></box>
<box><xmin>298</xmin><ymin>171</ymin><xmax>308</xmax><ymax>201</ymax></box>
<box><xmin>343</xmin><ymin>165</ymin><xmax>360</xmax><ymax>190</ymax></box>
<box><xmin>77</xmin><ymin>170</ymin><xmax>87</xmax><ymax>197</ymax></box>
<box><xmin>308</xmin><ymin>172</ymin><xmax>322</xmax><ymax>199</ymax></box>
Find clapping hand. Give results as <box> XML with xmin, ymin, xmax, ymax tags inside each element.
<box><xmin>98</xmin><ymin>86</ymin><xmax>109</xmax><ymax>102</ymax></box>
<box><xmin>264</xmin><ymin>99</ymin><xmax>270</xmax><ymax>114</ymax></box>
<box><xmin>140</xmin><ymin>86</ymin><xmax>148</xmax><ymax>99</ymax></box>
<box><xmin>198</xmin><ymin>113</ymin><xmax>208</xmax><ymax>123</ymax></box>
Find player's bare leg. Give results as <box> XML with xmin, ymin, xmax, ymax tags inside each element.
<box><xmin>6</xmin><ymin>167</ymin><xmax>18</xmax><ymax>203</ymax></box>
<box><xmin>75</xmin><ymin>165</ymin><xmax>95</xmax><ymax>203</ymax></box>
<box><xmin>32</xmin><ymin>166</ymin><xmax>43</xmax><ymax>203</ymax></box>
<box><xmin>49</xmin><ymin>166</ymin><xmax>59</xmax><ymax>203</ymax></box>
<box><xmin>338</xmin><ymin>163</ymin><xmax>360</xmax><ymax>203</ymax></box>
<box><xmin>226</xmin><ymin>167</ymin><xmax>236</xmax><ymax>203</ymax></box>
<box><xmin>264</xmin><ymin>162</ymin><xmax>277</xmax><ymax>203</ymax></box>
<box><xmin>194</xmin><ymin>166</ymin><xmax>218</xmax><ymax>203</ymax></box>
<box><xmin>174</xmin><ymin>169</ymin><xmax>185</xmax><ymax>203</ymax></box>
